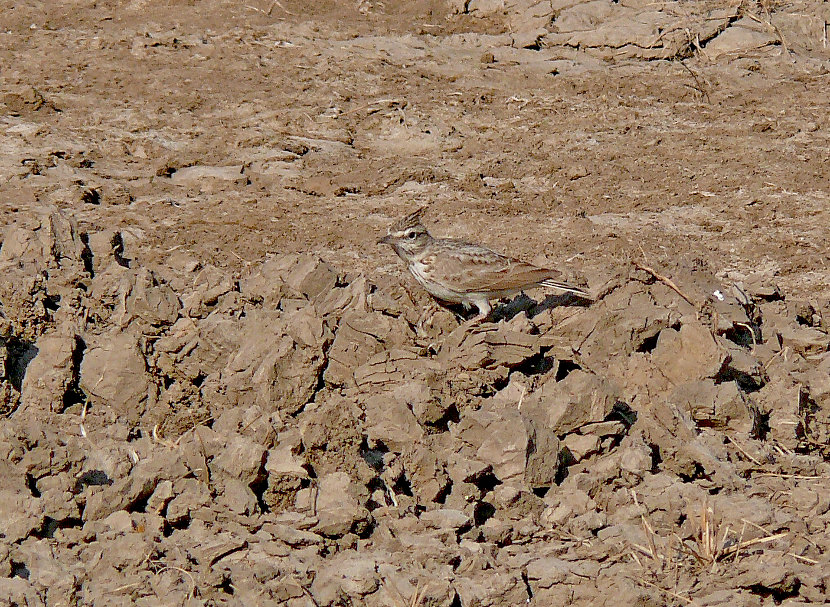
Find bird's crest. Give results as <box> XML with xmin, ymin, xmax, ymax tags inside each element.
<box><xmin>391</xmin><ymin>206</ymin><xmax>428</xmax><ymax>232</ymax></box>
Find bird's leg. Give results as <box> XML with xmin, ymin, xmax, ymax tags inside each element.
<box><xmin>469</xmin><ymin>298</ymin><xmax>492</xmax><ymax>323</ymax></box>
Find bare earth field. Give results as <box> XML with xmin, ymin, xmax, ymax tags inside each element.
<box><xmin>1</xmin><ymin>0</ymin><xmax>830</xmax><ymax>605</ymax></box>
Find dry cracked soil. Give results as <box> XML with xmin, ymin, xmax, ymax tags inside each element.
<box><xmin>1</xmin><ymin>0</ymin><xmax>830</xmax><ymax>605</ymax></box>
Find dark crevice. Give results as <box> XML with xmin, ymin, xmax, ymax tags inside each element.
<box><xmin>423</xmin><ymin>403</ymin><xmax>459</xmax><ymax>434</ymax></box>
<box><xmin>723</xmin><ymin>324</ymin><xmax>759</xmax><ymax>348</ymax></box>
<box><xmin>470</xmin><ymin>471</ymin><xmax>501</xmax><ymax>494</ymax></box>
<box><xmin>79</xmin><ymin>232</ymin><xmax>94</xmax><ymax>276</ymax></box>
<box><xmin>61</xmin><ymin>336</ymin><xmax>87</xmax><ymax>412</ymax></box>
<box><xmin>522</xmin><ymin>572</ymin><xmax>534</xmax><ymax>600</ymax></box>
<box><xmin>43</xmin><ymin>294</ymin><xmax>60</xmax><ymax>312</ymax></box>
<box><xmin>112</xmin><ymin>232</ymin><xmax>130</xmax><ymax>268</ymax></box>
<box><xmin>360</xmin><ymin>438</ymin><xmax>387</xmax><ymax>473</ymax></box>
<box><xmin>473</xmin><ymin>501</ymin><xmax>496</xmax><ymax>526</ymax></box>
<box><xmin>128</xmin><ymin>490</ymin><xmax>153</xmax><ymax>514</ymax></box>
<box><xmin>715</xmin><ymin>367</ymin><xmax>764</xmax><ymax>393</ymax></box>
<box><xmin>512</xmin><ymin>350</ymin><xmax>556</xmax><ymax>377</ymax></box>
<box><xmin>217</xmin><ymin>576</ymin><xmax>234</xmax><ymax>595</ymax></box>
<box><xmin>554</xmin><ymin>451</ymin><xmax>570</xmax><ymax>485</ymax></box>
<box><xmin>6</xmin><ymin>338</ymin><xmax>38</xmax><ymax>392</ymax></box>
<box><xmin>164</xmin><ymin>515</ymin><xmax>192</xmax><ymax>536</ymax></box>
<box><xmin>434</xmin><ymin>479</ymin><xmax>452</xmax><ymax>505</ymax></box>
<box><xmin>11</xmin><ymin>562</ymin><xmax>30</xmax><ymax>579</ymax></box>
<box><xmin>353</xmin><ymin>517</ymin><xmax>375</xmax><ymax>539</ymax></box>
<box><xmin>35</xmin><ymin>516</ymin><xmax>83</xmax><ymax>539</ymax></box>
<box><xmin>250</xmin><ymin>476</ymin><xmax>270</xmax><ymax>514</ymax></box>
<box><xmin>25</xmin><ymin>473</ymin><xmax>41</xmax><ymax>497</ymax></box>
<box><xmin>606</xmin><ymin>401</ymin><xmax>637</xmax><ymax>428</ymax></box>
<box><xmin>81</xmin><ymin>188</ymin><xmax>100</xmax><ymax>205</ymax></box>
<box><xmin>751</xmin><ymin>410</ymin><xmax>770</xmax><ymax>441</ymax></box>
<box><xmin>531</xmin><ymin>486</ymin><xmax>550</xmax><ymax>498</ymax></box>
<box><xmin>649</xmin><ymin>444</ymin><xmax>662</xmax><ymax>472</ymax></box>
<box><xmin>73</xmin><ymin>470</ymin><xmax>112</xmax><ymax>494</ymax></box>
<box><xmin>635</xmin><ymin>331</ymin><xmax>661</xmax><ymax>353</ymax></box>
<box><xmin>678</xmin><ymin>463</ymin><xmax>708</xmax><ymax>483</ymax></box>
<box><xmin>392</xmin><ymin>473</ymin><xmax>413</xmax><ymax>497</ymax></box>
<box><xmin>554</xmin><ymin>359</ymin><xmax>581</xmax><ymax>382</ymax></box>
<box><xmin>747</xmin><ymin>580</ymin><xmax>801</xmax><ymax>603</ymax></box>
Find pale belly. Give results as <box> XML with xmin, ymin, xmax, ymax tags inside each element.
<box><xmin>408</xmin><ymin>261</ymin><xmax>468</xmax><ymax>305</ymax></box>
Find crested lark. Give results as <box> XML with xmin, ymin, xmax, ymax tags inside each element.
<box><xmin>379</xmin><ymin>207</ymin><xmax>591</xmax><ymax>322</ymax></box>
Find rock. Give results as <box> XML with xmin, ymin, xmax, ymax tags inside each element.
<box><xmin>523</xmin><ymin>418</ymin><xmax>561</xmax><ymax>489</ymax></box>
<box><xmin>79</xmin><ymin>330</ymin><xmax>156</xmax><ymax>420</ymax></box>
<box><xmin>562</xmin><ymin>433</ymin><xmax>601</xmax><ymax>462</ymax></box>
<box><xmin>420</xmin><ymin>509</ymin><xmax>471</xmax><ymax>530</ymax></box>
<box><xmin>439</xmin><ymin>323</ymin><xmax>541</xmax><ymax>371</ymax></box>
<box><xmin>313</xmin><ymin>472</ymin><xmax>370</xmax><ymax>538</ymax></box>
<box><xmin>705</xmin><ymin>17</ymin><xmax>778</xmax><ymax>57</ymax></box>
<box><xmin>170</xmin><ymin>164</ymin><xmax>246</xmax><ymax>185</ymax></box>
<box><xmin>778</xmin><ymin>325</ymin><xmax>829</xmax><ymax>356</ymax></box>
<box><xmin>263</xmin><ymin>430</ymin><xmax>309</xmax><ymax>511</ymax></box>
<box><xmin>86</xmin><ymin>230</ymin><xmax>128</xmax><ymax>274</ymax></box>
<box><xmin>0</xmin><ymin>208</ymin><xmax>85</xmax><ymax>273</ymax></box>
<box><xmin>210</xmin><ymin>433</ymin><xmax>266</xmax><ymax>485</ymax></box>
<box><xmin>402</xmin><ymin>441</ymin><xmax>452</xmax><ymax>505</ymax></box>
<box><xmin>2</xmin><ymin>86</ymin><xmax>49</xmax><ymax>114</ymax></box>
<box><xmin>165</xmin><ymin>478</ymin><xmax>212</xmax><ymax>524</ymax></box>
<box><xmin>324</xmin><ymin>311</ymin><xmax>410</xmax><ymax>386</ymax></box>
<box><xmin>189</xmin><ymin>530</ymin><xmax>247</xmax><ymax>566</ymax></box>
<box><xmin>220</xmin><ymin>307</ymin><xmax>332</xmax><ymax>414</ymax></box>
<box><xmin>146</xmin><ymin>480</ymin><xmax>174</xmax><ymax>514</ymax></box>
<box><xmin>454</xmin><ymin>404</ymin><xmax>530</xmax><ymax>484</ymax></box>
<box><xmin>311</xmin><ymin>554</ymin><xmax>381</xmax><ymax>604</ymax></box>
<box><xmin>181</xmin><ymin>264</ymin><xmax>235</xmax><ymax>318</ymax></box>
<box><xmin>0</xmin><ymin>490</ymin><xmax>41</xmax><ymax>542</ymax></box>
<box><xmin>117</xmin><ymin>268</ymin><xmax>181</xmax><ymax>327</ymax></box>
<box><xmin>637</xmin><ymin>400</ymin><xmax>743</xmax><ymax>490</ymax></box>
<box><xmin>652</xmin><ymin>322</ymin><xmax>729</xmax><ymax>385</ymax></box>
<box><xmin>364</xmin><ymin>391</ymin><xmax>423</xmax><ymax>453</ymax></box>
<box><xmin>354</xmin><ymin>348</ymin><xmax>441</xmax><ymax>387</ymax></box>
<box><xmin>393</xmin><ymin>381</ymin><xmax>452</xmax><ymax>428</ymax></box>
<box><xmin>83</xmin><ymin>455</ymin><xmax>189</xmax><ymax>521</ymax></box>
<box><xmin>522</xmin><ymin>370</ymin><xmax>622</xmax><ymax>435</ymax></box>
<box><xmin>261</xmin><ymin>522</ymin><xmax>323</xmax><ymax>547</ymax></box>
<box><xmin>454</xmin><ymin>569</ymin><xmax>528</xmax><ymax>606</ymax></box>
<box><xmin>20</xmin><ymin>333</ymin><xmax>79</xmax><ymax>413</ymax></box>
<box><xmin>669</xmin><ymin>379</ymin><xmax>756</xmax><ymax>432</ymax></box>
<box><xmin>577</xmin><ymin>285</ymin><xmax>679</xmax><ymax>367</ymax></box>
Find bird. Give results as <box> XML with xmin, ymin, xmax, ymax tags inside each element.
<box><xmin>378</xmin><ymin>207</ymin><xmax>591</xmax><ymax>322</ymax></box>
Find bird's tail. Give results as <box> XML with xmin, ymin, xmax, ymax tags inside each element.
<box><xmin>539</xmin><ymin>279</ymin><xmax>592</xmax><ymax>300</ymax></box>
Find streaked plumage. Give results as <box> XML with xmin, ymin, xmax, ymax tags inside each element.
<box><xmin>379</xmin><ymin>207</ymin><xmax>590</xmax><ymax>322</ymax></box>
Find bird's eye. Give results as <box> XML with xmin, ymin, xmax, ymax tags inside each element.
<box><xmin>407</xmin><ymin>231</ymin><xmax>417</xmax><ymax>240</ymax></box>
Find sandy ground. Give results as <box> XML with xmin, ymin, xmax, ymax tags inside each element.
<box><xmin>1</xmin><ymin>0</ymin><xmax>830</xmax><ymax>605</ymax></box>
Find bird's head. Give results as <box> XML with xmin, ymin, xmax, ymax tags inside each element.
<box><xmin>378</xmin><ymin>206</ymin><xmax>432</xmax><ymax>259</ymax></box>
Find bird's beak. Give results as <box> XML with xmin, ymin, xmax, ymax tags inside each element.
<box><xmin>378</xmin><ymin>234</ymin><xmax>393</xmax><ymax>245</ymax></box>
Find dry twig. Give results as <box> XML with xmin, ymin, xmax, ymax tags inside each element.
<box><xmin>634</xmin><ymin>262</ymin><xmax>697</xmax><ymax>308</ymax></box>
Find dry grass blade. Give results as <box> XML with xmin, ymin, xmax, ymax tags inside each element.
<box><xmin>788</xmin><ymin>553</ymin><xmax>819</xmax><ymax>565</ymax></box>
<box><xmin>151</xmin><ymin>562</ymin><xmax>197</xmax><ymax>599</ymax></box>
<box><xmin>633</xmin><ymin>262</ymin><xmax>698</xmax><ymax>308</ymax></box>
<box><xmin>726</xmin><ymin>435</ymin><xmax>761</xmax><ymax>465</ymax></box>
<box><xmin>642</xmin><ymin>514</ymin><xmax>660</xmax><ymax>561</ymax></box>
<box><xmin>721</xmin><ymin>531</ymin><xmax>789</xmax><ymax>556</ymax></box>
<box><xmin>631</xmin><ymin>577</ymin><xmax>698</xmax><ymax>606</ymax></box>
<box><xmin>679</xmin><ymin>61</ymin><xmax>711</xmax><ymax>103</ymax></box>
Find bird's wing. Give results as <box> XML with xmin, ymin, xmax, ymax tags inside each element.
<box><xmin>424</xmin><ymin>240</ymin><xmax>569</xmax><ymax>294</ymax></box>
